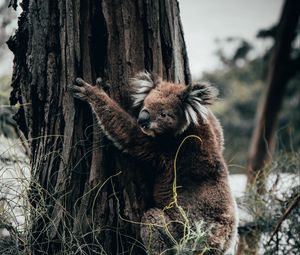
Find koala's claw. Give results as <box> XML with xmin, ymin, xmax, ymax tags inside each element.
<box><xmin>96</xmin><ymin>77</ymin><xmax>111</xmax><ymax>93</ymax></box>
<box><xmin>69</xmin><ymin>86</ymin><xmax>87</xmax><ymax>100</ymax></box>
<box><xmin>96</xmin><ymin>77</ymin><xmax>103</xmax><ymax>85</ymax></box>
<box><xmin>75</xmin><ymin>77</ymin><xmax>90</xmax><ymax>87</ymax></box>
<box><xmin>73</xmin><ymin>92</ymin><xmax>87</xmax><ymax>100</ymax></box>
<box><xmin>68</xmin><ymin>78</ymin><xmax>91</xmax><ymax>101</ymax></box>
<box><xmin>68</xmin><ymin>84</ymin><xmax>84</xmax><ymax>93</ymax></box>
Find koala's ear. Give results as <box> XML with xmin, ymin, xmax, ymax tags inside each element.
<box><xmin>130</xmin><ymin>71</ymin><xmax>160</xmax><ymax>107</ymax></box>
<box><xmin>181</xmin><ymin>83</ymin><xmax>218</xmax><ymax>125</ymax></box>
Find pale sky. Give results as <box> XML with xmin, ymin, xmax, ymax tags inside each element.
<box><xmin>179</xmin><ymin>0</ymin><xmax>284</xmax><ymax>77</ymax></box>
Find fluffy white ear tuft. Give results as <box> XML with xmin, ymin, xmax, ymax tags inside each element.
<box><xmin>181</xmin><ymin>83</ymin><xmax>218</xmax><ymax>130</ymax></box>
<box><xmin>130</xmin><ymin>71</ymin><xmax>158</xmax><ymax>107</ymax></box>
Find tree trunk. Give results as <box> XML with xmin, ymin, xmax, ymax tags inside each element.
<box><xmin>247</xmin><ymin>0</ymin><xmax>300</xmax><ymax>186</ymax></box>
<box><xmin>8</xmin><ymin>0</ymin><xmax>191</xmax><ymax>254</ymax></box>
<box><xmin>237</xmin><ymin>0</ymin><xmax>300</xmax><ymax>254</ymax></box>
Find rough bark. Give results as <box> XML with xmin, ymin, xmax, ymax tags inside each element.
<box><xmin>8</xmin><ymin>0</ymin><xmax>190</xmax><ymax>254</ymax></box>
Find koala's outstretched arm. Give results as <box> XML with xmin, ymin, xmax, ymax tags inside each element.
<box><xmin>69</xmin><ymin>78</ymin><xmax>157</xmax><ymax>162</ymax></box>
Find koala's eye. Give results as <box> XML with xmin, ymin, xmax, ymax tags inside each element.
<box><xmin>160</xmin><ymin>112</ymin><xmax>166</xmax><ymax>118</ymax></box>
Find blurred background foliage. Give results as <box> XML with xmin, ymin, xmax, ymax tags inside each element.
<box><xmin>202</xmin><ymin>32</ymin><xmax>300</xmax><ymax>172</ymax></box>
<box><xmin>0</xmin><ymin>0</ymin><xmax>17</xmax><ymax>138</ymax></box>
<box><xmin>0</xmin><ymin>75</ymin><xmax>17</xmax><ymax>138</ymax></box>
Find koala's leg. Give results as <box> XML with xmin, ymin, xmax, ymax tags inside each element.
<box><xmin>203</xmin><ymin>221</ymin><xmax>237</xmax><ymax>255</ymax></box>
<box><xmin>141</xmin><ymin>209</ymin><xmax>237</xmax><ymax>255</ymax></box>
<box><xmin>68</xmin><ymin>78</ymin><xmax>157</xmax><ymax>162</ymax></box>
<box><xmin>140</xmin><ymin>208</ymin><xmax>180</xmax><ymax>255</ymax></box>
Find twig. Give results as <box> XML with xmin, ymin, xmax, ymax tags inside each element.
<box><xmin>267</xmin><ymin>193</ymin><xmax>300</xmax><ymax>245</ymax></box>
<box><xmin>0</xmin><ymin>222</ymin><xmax>17</xmax><ymax>236</ymax></box>
<box><xmin>0</xmin><ymin>155</ymin><xmax>27</xmax><ymax>164</ymax></box>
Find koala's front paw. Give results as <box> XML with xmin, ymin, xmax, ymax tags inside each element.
<box><xmin>68</xmin><ymin>78</ymin><xmax>93</xmax><ymax>100</ymax></box>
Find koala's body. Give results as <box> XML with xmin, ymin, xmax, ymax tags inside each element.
<box><xmin>69</xmin><ymin>72</ymin><xmax>238</xmax><ymax>255</ymax></box>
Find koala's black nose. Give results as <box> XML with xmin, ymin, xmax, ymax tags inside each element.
<box><xmin>137</xmin><ymin>110</ymin><xmax>150</xmax><ymax>129</ymax></box>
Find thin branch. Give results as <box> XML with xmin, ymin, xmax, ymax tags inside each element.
<box><xmin>267</xmin><ymin>193</ymin><xmax>300</xmax><ymax>245</ymax></box>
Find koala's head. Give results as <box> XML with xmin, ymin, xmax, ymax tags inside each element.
<box><xmin>131</xmin><ymin>72</ymin><xmax>218</xmax><ymax>137</ymax></box>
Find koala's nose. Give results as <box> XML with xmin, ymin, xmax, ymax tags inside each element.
<box><xmin>137</xmin><ymin>110</ymin><xmax>151</xmax><ymax>128</ymax></box>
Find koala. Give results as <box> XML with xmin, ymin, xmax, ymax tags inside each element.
<box><xmin>69</xmin><ymin>72</ymin><xmax>238</xmax><ymax>255</ymax></box>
